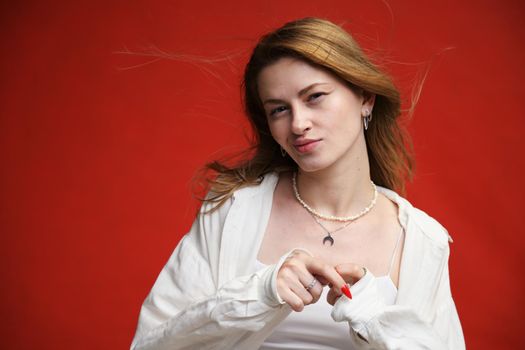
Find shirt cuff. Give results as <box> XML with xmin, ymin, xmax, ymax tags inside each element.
<box><xmin>331</xmin><ymin>269</ymin><xmax>386</xmax><ymax>334</ymax></box>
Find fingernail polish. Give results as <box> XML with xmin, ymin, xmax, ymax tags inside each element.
<box><xmin>341</xmin><ymin>284</ymin><xmax>352</xmax><ymax>299</ymax></box>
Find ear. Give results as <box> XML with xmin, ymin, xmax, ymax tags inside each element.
<box><xmin>361</xmin><ymin>92</ymin><xmax>376</xmax><ymax>114</ymax></box>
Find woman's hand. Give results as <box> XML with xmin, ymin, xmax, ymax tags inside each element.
<box><xmin>326</xmin><ymin>263</ymin><xmax>367</xmax><ymax>306</ymax></box>
<box><xmin>276</xmin><ymin>250</ymin><xmax>347</xmax><ymax>312</ymax></box>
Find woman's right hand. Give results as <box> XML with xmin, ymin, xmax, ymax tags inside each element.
<box><xmin>276</xmin><ymin>250</ymin><xmax>348</xmax><ymax>312</ymax></box>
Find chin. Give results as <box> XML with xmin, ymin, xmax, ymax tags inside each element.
<box><xmin>292</xmin><ymin>151</ymin><xmax>351</xmax><ymax>174</ymax></box>
<box><xmin>293</xmin><ymin>159</ymin><xmax>333</xmax><ymax>173</ymax></box>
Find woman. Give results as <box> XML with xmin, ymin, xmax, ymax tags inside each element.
<box><xmin>131</xmin><ymin>17</ymin><xmax>465</xmax><ymax>349</ymax></box>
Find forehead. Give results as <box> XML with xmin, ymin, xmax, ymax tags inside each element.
<box><xmin>257</xmin><ymin>57</ymin><xmax>338</xmax><ymax>99</ymax></box>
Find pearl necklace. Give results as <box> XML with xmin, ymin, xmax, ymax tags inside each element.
<box><xmin>292</xmin><ymin>172</ymin><xmax>378</xmax><ymax>223</ymax></box>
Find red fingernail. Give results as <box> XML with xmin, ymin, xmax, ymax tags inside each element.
<box><xmin>341</xmin><ymin>284</ymin><xmax>352</xmax><ymax>299</ymax></box>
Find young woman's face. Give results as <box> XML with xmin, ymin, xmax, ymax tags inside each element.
<box><xmin>257</xmin><ymin>57</ymin><xmax>375</xmax><ymax>173</ymax></box>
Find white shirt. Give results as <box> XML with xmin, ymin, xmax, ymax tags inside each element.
<box><xmin>130</xmin><ymin>172</ymin><xmax>465</xmax><ymax>349</ymax></box>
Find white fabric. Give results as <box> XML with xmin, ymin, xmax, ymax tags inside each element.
<box><xmin>130</xmin><ymin>172</ymin><xmax>465</xmax><ymax>350</ymax></box>
<box><xmin>257</xmin><ymin>286</ymin><xmax>352</xmax><ymax>350</ymax></box>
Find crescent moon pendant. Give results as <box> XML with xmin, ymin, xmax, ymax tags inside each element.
<box><xmin>322</xmin><ymin>235</ymin><xmax>334</xmax><ymax>246</ymax></box>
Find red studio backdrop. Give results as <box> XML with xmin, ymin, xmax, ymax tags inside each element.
<box><xmin>1</xmin><ymin>1</ymin><xmax>524</xmax><ymax>349</ymax></box>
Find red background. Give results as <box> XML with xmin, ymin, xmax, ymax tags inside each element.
<box><xmin>1</xmin><ymin>1</ymin><xmax>524</xmax><ymax>349</ymax></box>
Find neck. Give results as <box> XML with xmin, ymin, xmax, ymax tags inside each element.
<box><xmin>295</xmin><ymin>156</ymin><xmax>373</xmax><ymax>218</ymax></box>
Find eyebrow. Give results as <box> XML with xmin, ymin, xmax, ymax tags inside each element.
<box><xmin>262</xmin><ymin>82</ymin><xmax>330</xmax><ymax>105</ymax></box>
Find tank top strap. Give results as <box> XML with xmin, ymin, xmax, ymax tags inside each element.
<box><xmin>387</xmin><ymin>226</ymin><xmax>405</xmax><ymax>276</ymax></box>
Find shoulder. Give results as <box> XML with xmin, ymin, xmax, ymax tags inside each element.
<box><xmin>409</xmin><ymin>206</ymin><xmax>453</xmax><ymax>247</ymax></box>
<box><xmin>200</xmin><ymin>172</ymin><xmax>279</xmax><ymax>216</ymax></box>
<box><xmin>377</xmin><ymin>186</ymin><xmax>453</xmax><ymax>248</ymax></box>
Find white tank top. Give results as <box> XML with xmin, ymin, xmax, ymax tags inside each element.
<box><xmin>256</xmin><ymin>228</ymin><xmax>404</xmax><ymax>350</ymax></box>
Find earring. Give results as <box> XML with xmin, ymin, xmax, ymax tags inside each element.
<box><xmin>280</xmin><ymin>146</ymin><xmax>287</xmax><ymax>157</ymax></box>
<box><xmin>363</xmin><ymin>109</ymin><xmax>372</xmax><ymax>131</ymax></box>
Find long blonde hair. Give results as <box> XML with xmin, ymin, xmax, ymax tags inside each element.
<box><xmin>196</xmin><ymin>17</ymin><xmax>415</xmax><ymax>210</ymax></box>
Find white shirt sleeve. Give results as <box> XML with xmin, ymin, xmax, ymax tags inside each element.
<box><xmin>331</xmin><ymin>248</ymin><xmax>465</xmax><ymax>349</ymax></box>
<box><xmin>130</xmin><ymin>201</ymin><xmax>292</xmax><ymax>350</ymax></box>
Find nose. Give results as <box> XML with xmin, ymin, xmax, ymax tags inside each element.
<box><xmin>290</xmin><ymin>105</ymin><xmax>313</xmax><ymax>135</ymax></box>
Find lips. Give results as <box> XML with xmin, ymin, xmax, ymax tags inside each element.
<box><xmin>293</xmin><ymin>139</ymin><xmax>321</xmax><ymax>153</ymax></box>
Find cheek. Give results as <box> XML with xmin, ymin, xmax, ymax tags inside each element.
<box><xmin>335</xmin><ymin>102</ymin><xmax>362</xmax><ymax>126</ymax></box>
<box><xmin>330</xmin><ymin>93</ymin><xmax>362</xmax><ymax>123</ymax></box>
<box><xmin>326</xmin><ymin>111</ymin><xmax>362</xmax><ymax>140</ymax></box>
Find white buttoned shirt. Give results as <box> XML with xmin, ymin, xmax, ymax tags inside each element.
<box><xmin>131</xmin><ymin>172</ymin><xmax>465</xmax><ymax>349</ymax></box>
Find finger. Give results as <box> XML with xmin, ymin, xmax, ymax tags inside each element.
<box><xmin>326</xmin><ymin>287</ymin><xmax>341</xmax><ymax>306</ymax></box>
<box><xmin>304</xmin><ymin>258</ymin><xmax>347</xmax><ymax>296</ymax></box>
<box><xmin>278</xmin><ymin>286</ymin><xmax>307</xmax><ymax>312</ymax></box>
<box><xmin>314</xmin><ymin>274</ymin><xmax>329</xmax><ymax>286</ymax></box>
<box><xmin>335</xmin><ymin>263</ymin><xmax>367</xmax><ymax>284</ymax></box>
<box><xmin>304</xmin><ymin>276</ymin><xmax>324</xmax><ymax>304</ymax></box>
<box><xmin>296</xmin><ymin>271</ymin><xmax>326</xmax><ymax>305</ymax></box>
<box><xmin>279</xmin><ymin>256</ymin><xmax>325</xmax><ymax>304</ymax></box>
<box><xmin>289</xmin><ymin>281</ymin><xmax>314</xmax><ymax>307</ymax></box>
<box><xmin>278</xmin><ymin>265</ymin><xmax>320</xmax><ymax>308</ymax></box>
<box><xmin>311</xmin><ymin>283</ymin><xmax>324</xmax><ymax>303</ymax></box>
<box><xmin>278</xmin><ymin>267</ymin><xmax>311</xmax><ymax>300</ymax></box>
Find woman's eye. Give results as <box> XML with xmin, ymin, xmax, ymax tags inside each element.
<box><xmin>270</xmin><ymin>106</ymin><xmax>287</xmax><ymax>116</ymax></box>
<box><xmin>308</xmin><ymin>92</ymin><xmax>325</xmax><ymax>102</ymax></box>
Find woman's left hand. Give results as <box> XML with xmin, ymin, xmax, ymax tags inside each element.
<box><xmin>326</xmin><ymin>263</ymin><xmax>367</xmax><ymax>305</ymax></box>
